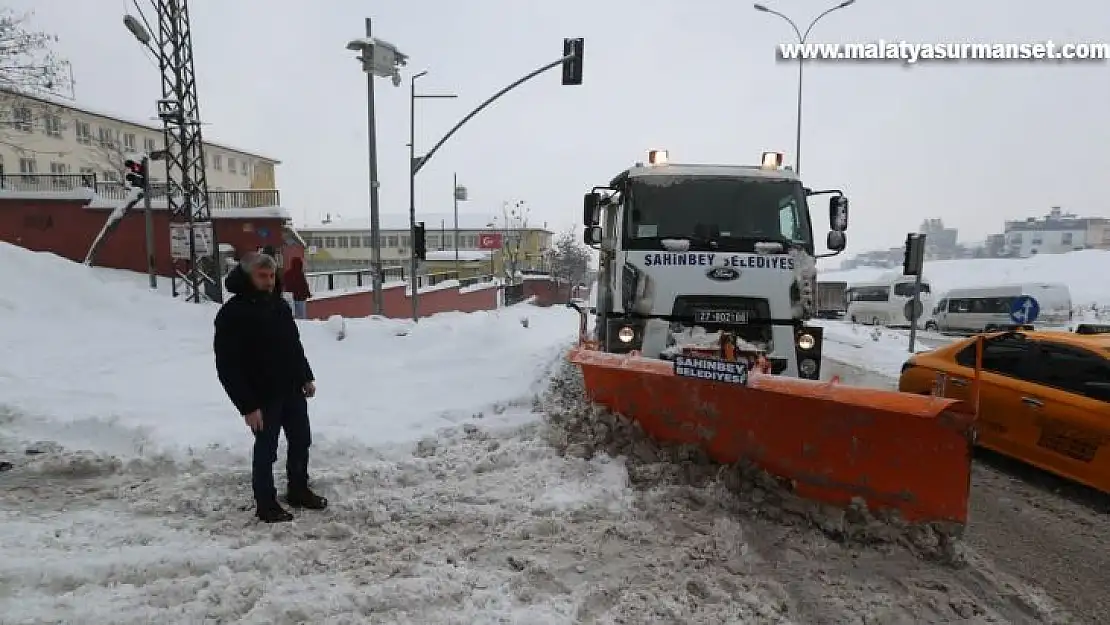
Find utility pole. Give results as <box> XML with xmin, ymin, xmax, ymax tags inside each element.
<box><xmin>409</xmin><ymin>71</ymin><xmax>457</xmax><ymax>321</ymax></box>
<box><xmin>363</xmin><ymin>18</ymin><xmax>384</xmax><ymax>314</ymax></box>
<box><xmin>124</xmin><ymin>1</ymin><xmax>218</xmax><ymax>303</ymax></box>
<box><xmin>453</xmin><ymin>173</ymin><xmax>467</xmax><ymax>276</ymax></box>
<box><xmin>346</xmin><ymin>22</ymin><xmax>407</xmax><ymax>314</ymax></box>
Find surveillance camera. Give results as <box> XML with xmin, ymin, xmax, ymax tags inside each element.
<box><xmin>391</xmin><ymin>73</ymin><xmax>402</xmax><ymax>87</ymax></box>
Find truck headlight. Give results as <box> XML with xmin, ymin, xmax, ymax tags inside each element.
<box><xmin>618</xmin><ymin>326</ymin><xmax>636</xmax><ymax>343</ymax></box>
<box><xmin>796</xmin><ymin>333</ymin><xmax>816</xmax><ymax>350</ymax></box>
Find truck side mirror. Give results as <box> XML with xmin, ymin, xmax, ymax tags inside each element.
<box><xmin>583</xmin><ymin>193</ymin><xmax>601</xmax><ymax>226</ymax></box>
<box><xmin>829</xmin><ymin>196</ymin><xmax>848</xmax><ymax>231</ymax></box>
<box><xmin>583</xmin><ymin>225</ymin><xmax>602</xmax><ymax>245</ymax></box>
<box><xmin>826</xmin><ymin>230</ymin><xmax>846</xmax><ymax>251</ymax></box>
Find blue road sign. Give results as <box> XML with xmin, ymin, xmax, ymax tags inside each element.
<box><xmin>1009</xmin><ymin>295</ymin><xmax>1039</xmax><ymax>324</ymax></box>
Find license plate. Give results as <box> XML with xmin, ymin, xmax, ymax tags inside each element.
<box><xmin>693</xmin><ymin>309</ymin><xmax>749</xmax><ymax>324</ymax></box>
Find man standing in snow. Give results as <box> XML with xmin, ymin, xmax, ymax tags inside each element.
<box><xmin>213</xmin><ymin>251</ymin><xmax>327</xmax><ymax>523</ymax></box>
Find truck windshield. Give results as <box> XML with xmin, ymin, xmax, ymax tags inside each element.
<box><xmin>624</xmin><ymin>176</ymin><xmax>813</xmax><ymax>253</ymax></box>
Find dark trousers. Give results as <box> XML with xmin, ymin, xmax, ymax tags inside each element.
<box><xmin>252</xmin><ymin>393</ymin><xmax>311</xmax><ymax>504</ymax></box>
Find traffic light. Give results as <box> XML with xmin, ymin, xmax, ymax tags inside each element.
<box><xmin>903</xmin><ymin>233</ymin><xmax>926</xmax><ymax>276</ymax></box>
<box><xmin>561</xmin><ymin>38</ymin><xmax>584</xmax><ymax>86</ymax></box>
<box><xmin>124</xmin><ymin>156</ymin><xmax>147</xmax><ymax>190</ymax></box>
<box><xmin>413</xmin><ymin>221</ymin><xmax>427</xmax><ymax>261</ymax></box>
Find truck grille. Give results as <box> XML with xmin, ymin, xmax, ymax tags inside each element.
<box><xmin>672</xmin><ymin>296</ymin><xmax>773</xmax><ymax>345</ymax></box>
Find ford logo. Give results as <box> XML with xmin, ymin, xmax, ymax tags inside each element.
<box><xmin>705</xmin><ymin>267</ymin><xmax>740</xmax><ymax>281</ymax></box>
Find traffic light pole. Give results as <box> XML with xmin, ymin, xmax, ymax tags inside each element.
<box><xmin>407</xmin><ymin>43</ymin><xmax>582</xmax><ymax>321</ymax></box>
<box><xmin>141</xmin><ymin>155</ymin><xmax>156</xmax><ymax>290</ymax></box>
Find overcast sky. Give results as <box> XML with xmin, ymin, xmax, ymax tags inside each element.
<box><xmin>24</xmin><ymin>0</ymin><xmax>1110</xmax><ymax>257</ymax></box>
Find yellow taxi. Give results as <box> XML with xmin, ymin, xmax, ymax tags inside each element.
<box><xmin>899</xmin><ymin>327</ymin><xmax>1110</xmax><ymax>494</ymax></box>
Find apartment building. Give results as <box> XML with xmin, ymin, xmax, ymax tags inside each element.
<box><xmin>0</xmin><ymin>88</ymin><xmax>279</xmax><ymax>192</ymax></box>
<box><xmin>1001</xmin><ymin>207</ymin><xmax>1108</xmax><ymax>257</ymax></box>
<box><xmin>299</xmin><ymin>213</ymin><xmax>554</xmax><ymax>272</ymax></box>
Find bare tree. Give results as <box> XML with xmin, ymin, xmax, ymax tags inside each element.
<box><xmin>549</xmin><ymin>227</ymin><xmax>591</xmax><ymax>300</ymax></box>
<box><xmin>498</xmin><ymin>199</ymin><xmax>530</xmax><ymax>282</ymax></box>
<box><xmin>0</xmin><ymin>9</ymin><xmax>73</xmax><ymax>153</ymax></box>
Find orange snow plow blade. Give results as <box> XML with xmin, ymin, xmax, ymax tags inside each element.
<box><xmin>568</xmin><ymin>346</ymin><xmax>975</xmax><ymax>526</ymax></box>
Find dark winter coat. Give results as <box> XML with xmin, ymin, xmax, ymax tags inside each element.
<box><xmin>213</xmin><ymin>265</ymin><xmax>315</xmax><ymax>416</ymax></box>
<box><xmin>283</xmin><ymin>257</ymin><xmax>312</xmax><ymax>301</ymax></box>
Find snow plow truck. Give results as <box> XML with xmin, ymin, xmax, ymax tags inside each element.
<box><xmin>567</xmin><ymin>150</ymin><xmax>976</xmax><ymax>530</ymax></box>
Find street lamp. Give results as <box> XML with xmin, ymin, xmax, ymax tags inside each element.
<box><xmin>754</xmin><ymin>0</ymin><xmax>855</xmax><ymax>175</ymax></box>
<box><xmin>453</xmin><ymin>174</ymin><xmax>468</xmax><ymax>276</ymax></box>
<box><xmin>408</xmin><ymin>71</ymin><xmax>457</xmax><ymax>321</ymax></box>
<box><xmin>347</xmin><ymin>19</ymin><xmax>408</xmax><ymax>315</ymax></box>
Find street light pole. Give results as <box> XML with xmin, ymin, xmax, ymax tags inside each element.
<box><xmin>363</xmin><ymin>18</ymin><xmax>384</xmax><ymax>315</ymax></box>
<box><xmin>346</xmin><ymin>22</ymin><xmax>408</xmax><ymax>315</ymax></box>
<box><xmin>408</xmin><ymin>71</ymin><xmax>457</xmax><ymax>322</ymax></box>
<box><xmin>754</xmin><ymin>1</ymin><xmax>855</xmax><ymax>175</ymax></box>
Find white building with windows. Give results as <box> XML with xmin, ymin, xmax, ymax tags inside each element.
<box><xmin>1002</xmin><ymin>207</ymin><xmax>1107</xmax><ymax>257</ymax></box>
<box><xmin>0</xmin><ymin>88</ymin><xmax>279</xmax><ymax>191</ymax></box>
<box><xmin>298</xmin><ymin>213</ymin><xmax>553</xmax><ymax>272</ymax></box>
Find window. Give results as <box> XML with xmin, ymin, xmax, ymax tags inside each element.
<box><xmin>44</xmin><ymin>114</ymin><xmax>62</xmax><ymax>138</ymax></box>
<box><xmin>849</xmin><ymin>286</ymin><xmax>890</xmax><ymax>302</ymax></box>
<box><xmin>955</xmin><ymin>335</ymin><xmax>1032</xmax><ymax>375</ymax></box>
<box><xmin>123</xmin><ymin>133</ymin><xmax>136</xmax><ymax>151</ymax></box>
<box><xmin>336</xmin><ymin>236</ymin><xmax>349</xmax><ymax>248</ymax></box>
<box><xmin>1062</xmin><ymin>232</ymin><xmax>1073</xmax><ymax>246</ymax></box>
<box><xmin>49</xmin><ymin>162</ymin><xmax>67</xmax><ymax>174</ymax></box>
<box><xmin>242</xmin><ymin>161</ymin><xmax>251</xmax><ymax>177</ymax></box>
<box><xmin>323</xmin><ymin>236</ymin><xmax>336</xmax><ymax>248</ymax></box>
<box><xmin>75</xmin><ymin>121</ymin><xmax>91</xmax><ymax>145</ymax></box>
<box><xmin>401</xmin><ymin>235</ymin><xmax>410</xmax><ymax>247</ymax></box>
<box><xmin>625</xmin><ymin>177</ymin><xmax>813</xmax><ymax>253</ymax></box>
<box><xmin>228</xmin><ymin>157</ymin><xmax>237</xmax><ymax>174</ymax></box>
<box><xmin>893</xmin><ymin>282</ymin><xmax>931</xmax><ymax>297</ymax></box>
<box><xmin>213</xmin><ymin>154</ymin><xmax>222</xmax><ymax>171</ymax></box>
<box><xmin>13</xmin><ymin>106</ymin><xmax>32</xmax><ymax>132</ymax></box>
<box><xmin>97</xmin><ymin>127</ymin><xmax>116</xmax><ymax>148</ymax></box>
<box><xmin>362</xmin><ymin>236</ymin><xmax>373</xmax><ymax>247</ymax></box>
<box><xmin>78</xmin><ymin>167</ymin><xmax>96</xmax><ymax>183</ymax></box>
<box><xmin>428</xmin><ymin>234</ymin><xmax>441</xmax><ymax>249</ymax></box>
<box><xmin>349</xmin><ymin>236</ymin><xmax>361</xmax><ymax>248</ymax></box>
<box><xmin>144</xmin><ymin>137</ymin><xmax>158</xmax><ymax>154</ymax></box>
<box><xmin>386</xmin><ymin>235</ymin><xmax>399</xmax><ymax>247</ymax></box>
<box><xmin>19</xmin><ymin>157</ymin><xmax>37</xmax><ymax>176</ymax></box>
<box><xmin>948</xmin><ymin>297</ymin><xmax>1014</xmax><ymax>314</ymax></box>
<box><xmin>102</xmin><ymin>169</ymin><xmax>120</xmax><ymax>183</ymax></box>
<box><xmin>1026</xmin><ymin>343</ymin><xmax>1110</xmax><ymax>400</ymax></box>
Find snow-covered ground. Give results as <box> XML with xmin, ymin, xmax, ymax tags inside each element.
<box><xmin>0</xmin><ymin>243</ymin><xmax>1097</xmax><ymax>623</ymax></box>
<box><xmin>821</xmin><ymin>249</ymin><xmax>1110</xmax><ymax>307</ymax></box>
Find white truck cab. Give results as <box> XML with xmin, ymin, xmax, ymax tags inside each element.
<box><xmin>582</xmin><ymin>150</ymin><xmax>849</xmax><ymax>380</ymax></box>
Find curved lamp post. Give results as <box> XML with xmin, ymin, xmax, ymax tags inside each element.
<box><xmin>754</xmin><ymin>1</ymin><xmax>855</xmax><ymax>175</ymax></box>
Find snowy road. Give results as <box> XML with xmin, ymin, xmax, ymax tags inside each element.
<box><xmin>1</xmin><ymin>246</ymin><xmax>1106</xmax><ymax>623</ymax></box>
<box><xmin>0</xmin><ymin>361</ymin><xmax>1078</xmax><ymax>625</ymax></box>
<box><xmin>822</xmin><ymin>359</ymin><xmax>1110</xmax><ymax>625</ymax></box>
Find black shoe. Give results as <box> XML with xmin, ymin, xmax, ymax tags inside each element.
<box><xmin>256</xmin><ymin>501</ymin><xmax>294</xmax><ymax>523</ymax></box>
<box><xmin>286</xmin><ymin>487</ymin><xmax>328</xmax><ymax>510</ymax></box>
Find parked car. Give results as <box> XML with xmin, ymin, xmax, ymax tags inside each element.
<box><xmin>899</xmin><ymin>329</ymin><xmax>1110</xmax><ymax>494</ymax></box>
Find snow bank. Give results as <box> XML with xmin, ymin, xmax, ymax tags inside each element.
<box><xmin>0</xmin><ymin>242</ymin><xmax>578</xmax><ymax>457</ymax></box>
<box><xmin>822</xmin><ymin>250</ymin><xmax>1110</xmax><ymax>306</ymax></box>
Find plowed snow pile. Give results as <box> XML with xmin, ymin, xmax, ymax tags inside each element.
<box><xmin>0</xmin><ymin>244</ymin><xmax>1069</xmax><ymax>623</ymax></box>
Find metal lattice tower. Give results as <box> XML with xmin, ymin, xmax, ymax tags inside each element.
<box><xmin>154</xmin><ymin>0</ymin><xmax>219</xmax><ymax>302</ymax></box>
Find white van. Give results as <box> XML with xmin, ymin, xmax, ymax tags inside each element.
<box><xmin>924</xmin><ymin>283</ymin><xmax>1072</xmax><ymax>333</ymax></box>
<box><xmin>846</xmin><ymin>274</ymin><xmax>933</xmax><ymax>328</ymax></box>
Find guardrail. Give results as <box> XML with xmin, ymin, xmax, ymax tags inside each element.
<box><xmin>306</xmin><ymin>267</ymin><xmax>495</xmax><ymax>294</ymax></box>
<box><xmin>0</xmin><ymin>174</ymin><xmax>280</xmax><ymax>209</ymax></box>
